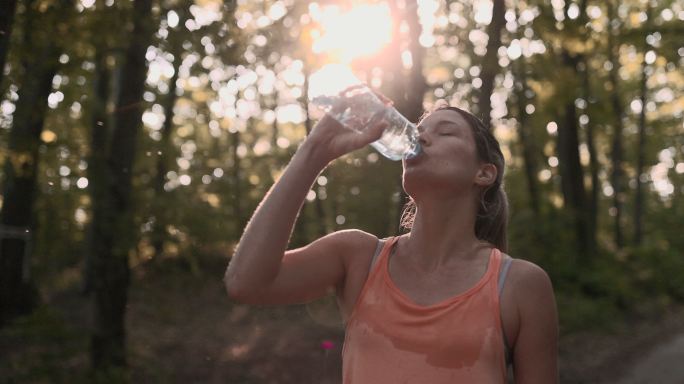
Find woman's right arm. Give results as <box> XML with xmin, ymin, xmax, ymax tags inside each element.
<box><xmin>224</xmin><ymin>113</ymin><xmax>386</xmax><ymax>305</ymax></box>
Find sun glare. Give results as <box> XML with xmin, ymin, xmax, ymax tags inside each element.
<box><xmin>308</xmin><ymin>63</ymin><xmax>362</xmax><ymax>100</ymax></box>
<box><xmin>310</xmin><ymin>3</ymin><xmax>393</xmax><ymax>63</ymax></box>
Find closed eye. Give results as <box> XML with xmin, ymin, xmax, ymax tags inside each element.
<box><xmin>436</xmin><ymin>123</ymin><xmax>460</xmax><ymax>136</ymax></box>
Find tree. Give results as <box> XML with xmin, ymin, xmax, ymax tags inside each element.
<box><xmin>511</xmin><ymin>5</ymin><xmax>541</xmax><ymax>215</ymax></box>
<box><xmin>478</xmin><ymin>0</ymin><xmax>506</xmax><ymax>129</ymax></box>
<box><xmin>150</xmin><ymin>3</ymin><xmax>190</xmax><ymax>259</ymax></box>
<box><xmin>553</xmin><ymin>0</ymin><xmax>591</xmax><ymax>257</ymax></box>
<box><xmin>576</xmin><ymin>1</ymin><xmax>599</xmax><ymax>253</ymax></box>
<box><xmin>0</xmin><ymin>0</ymin><xmax>71</xmax><ymax>326</ymax></box>
<box><xmin>606</xmin><ymin>1</ymin><xmax>626</xmax><ymax>249</ymax></box>
<box><xmin>83</xmin><ymin>24</ymin><xmax>112</xmax><ymax>294</ymax></box>
<box><xmin>89</xmin><ymin>0</ymin><xmax>154</xmax><ymax>369</ymax></box>
<box><xmin>0</xmin><ymin>0</ymin><xmax>18</xmax><ymax>87</ymax></box>
<box><xmin>633</xmin><ymin>3</ymin><xmax>653</xmax><ymax>246</ymax></box>
<box><xmin>580</xmin><ymin>60</ymin><xmax>599</xmax><ymax>253</ymax></box>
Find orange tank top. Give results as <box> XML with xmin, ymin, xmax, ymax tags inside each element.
<box><xmin>342</xmin><ymin>236</ymin><xmax>508</xmax><ymax>383</ymax></box>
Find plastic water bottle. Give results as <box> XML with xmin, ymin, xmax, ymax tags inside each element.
<box><xmin>310</xmin><ymin>83</ymin><xmax>422</xmax><ymax>161</ymax></box>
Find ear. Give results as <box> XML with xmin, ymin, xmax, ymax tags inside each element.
<box><xmin>474</xmin><ymin>163</ymin><xmax>497</xmax><ymax>187</ymax></box>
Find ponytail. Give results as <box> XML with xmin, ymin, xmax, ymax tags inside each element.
<box><xmin>475</xmin><ymin>186</ymin><xmax>509</xmax><ymax>253</ymax></box>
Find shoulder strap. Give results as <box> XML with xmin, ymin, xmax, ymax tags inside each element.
<box><xmin>368</xmin><ymin>238</ymin><xmax>386</xmax><ymax>274</ymax></box>
<box><xmin>497</xmin><ymin>253</ymin><xmax>514</xmax><ymax>367</ymax></box>
<box><xmin>497</xmin><ymin>254</ymin><xmax>513</xmax><ymax>297</ymax></box>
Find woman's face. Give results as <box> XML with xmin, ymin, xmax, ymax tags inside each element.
<box><xmin>402</xmin><ymin>109</ymin><xmax>484</xmax><ymax>197</ymax></box>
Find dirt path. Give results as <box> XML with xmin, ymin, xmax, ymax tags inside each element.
<box><xmin>125</xmin><ymin>265</ymin><xmax>348</xmax><ymax>383</ymax></box>
<box><xmin>559</xmin><ymin>305</ymin><xmax>684</xmax><ymax>383</ymax></box>
<box><xmin>615</xmin><ymin>332</ymin><xmax>684</xmax><ymax>384</ymax></box>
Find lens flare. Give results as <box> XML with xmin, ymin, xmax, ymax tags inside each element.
<box><xmin>311</xmin><ymin>3</ymin><xmax>393</xmax><ymax>63</ymax></box>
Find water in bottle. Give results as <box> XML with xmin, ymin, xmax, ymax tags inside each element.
<box><xmin>309</xmin><ymin>67</ymin><xmax>422</xmax><ymax>161</ymax></box>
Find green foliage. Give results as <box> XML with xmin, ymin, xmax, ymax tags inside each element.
<box><xmin>556</xmin><ymin>292</ymin><xmax>623</xmax><ymax>334</ymax></box>
<box><xmin>627</xmin><ymin>243</ymin><xmax>684</xmax><ymax>301</ymax></box>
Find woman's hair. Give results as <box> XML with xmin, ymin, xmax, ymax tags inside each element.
<box><xmin>399</xmin><ymin>101</ymin><xmax>509</xmax><ymax>252</ymax></box>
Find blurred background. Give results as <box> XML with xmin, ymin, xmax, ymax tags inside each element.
<box><xmin>0</xmin><ymin>0</ymin><xmax>683</xmax><ymax>382</ymax></box>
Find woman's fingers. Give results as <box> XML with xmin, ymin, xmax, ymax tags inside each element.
<box><xmin>367</xmin><ymin>120</ymin><xmax>388</xmax><ymax>141</ymax></box>
<box><xmin>339</xmin><ymin>84</ymin><xmax>367</xmax><ymax>95</ymax></box>
<box><xmin>305</xmin><ymin>84</ymin><xmax>392</xmax><ymax>160</ymax></box>
<box><xmin>346</xmin><ymin>120</ymin><xmax>386</xmax><ymax>149</ymax></box>
<box><xmin>373</xmin><ymin>90</ymin><xmax>393</xmax><ymax>106</ymax></box>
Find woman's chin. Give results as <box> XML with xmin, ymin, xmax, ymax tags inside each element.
<box><xmin>403</xmin><ymin>171</ymin><xmax>464</xmax><ymax>195</ymax></box>
<box><xmin>402</xmin><ymin>161</ymin><xmax>425</xmax><ymax>176</ymax></box>
<box><xmin>402</xmin><ymin>175</ymin><xmax>428</xmax><ymax>196</ymax></box>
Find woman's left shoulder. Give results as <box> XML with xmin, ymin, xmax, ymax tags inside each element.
<box><xmin>501</xmin><ymin>254</ymin><xmax>555</xmax><ymax>295</ymax></box>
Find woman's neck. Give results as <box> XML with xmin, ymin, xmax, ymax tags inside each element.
<box><xmin>402</xmin><ymin>196</ymin><xmax>485</xmax><ymax>271</ymax></box>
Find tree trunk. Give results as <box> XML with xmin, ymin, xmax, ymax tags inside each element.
<box><xmin>581</xmin><ymin>62</ymin><xmax>599</xmax><ymax>253</ymax></box>
<box><xmin>633</xmin><ymin>63</ymin><xmax>647</xmax><ymax>245</ymax></box>
<box><xmin>150</xmin><ymin>63</ymin><xmax>179</xmax><ymax>259</ymax></box>
<box><xmin>634</xmin><ymin>5</ymin><xmax>652</xmax><ymax>246</ymax></box>
<box><xmin>558</xmin><ymin>94</ymin><xmax>590</xmax><ymax>255</ymax></box>
<box><xmin>0</xmin><ymin>0</ymin><xmax>18</xmax><ymax>87</ymax></box>
<box><xmin>512</xmin><ymin>55</ymin><xmax>540</xmax><ymax>215</ymax></box>
<box><xmin>510</xmin><ymin>4</ymin><xmax>540</xmax><ymax>216</ymax></box>
<box><xmin>83</xmin><ymin>48</ymin><xmax>112</xmax><ymax>294</ymax></box>
<box><xmin>478</xmin><ymin>0</ymin><xmax>506</xmax><ymax>129</ymax></box>
<box><xmin>90</xmin><ymin>0</ymin><xmax>154</xmax><ymax>369</ymax></box>
<box><xmin>384</xmin><ymin>1</ymin><xmax>405</xmax><ymax>109</ymax></box>
<box><xmin>0</xmin><ymin>0</ymin><xmax>65</xmax><ymax>326</ymax></box>
<box><xmin>151</xmin><ymin>7</ymin><xmax>187</xmax><ymax>259</ymax></box>
<box><xmin>607</xmin><ymin>1</ymin><xmax>625</xmax><ymax>249</ymax></box>
<box><xmin>403</xmin><ymin>0</ymin><xmax>427</xmax><ymax>123</ymax></box>
<box><xmin>577</xmin><ymin>0</ymin><xmax>598</xmax><ymax>253</ymax></box>
<box><xmin>556</xmin><ymin>1</ymin><xmax>590</xmax><ymax>256</ymax></box>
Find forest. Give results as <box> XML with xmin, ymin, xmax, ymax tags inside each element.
<box><xmin>0</xmin><ymin>0</ymin><xmax>683</xmax><ymax>382</ymax></box>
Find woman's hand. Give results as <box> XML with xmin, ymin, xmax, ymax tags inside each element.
<box><xmin>304</xmin><ymin>113</ymin><xmax>387</xmax><ymax>163</ymax></box>
<box><xmin>302</xmin><ymin>86</ymin><xmax>391</xmax><ymax>165</ymax></box>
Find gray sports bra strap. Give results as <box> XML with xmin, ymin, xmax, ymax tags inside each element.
<box><xmin>368</xmin><ymin>238</ymin><xmax>386</xmax><ymax>274</ymax></box>
<box><xmin>498</xmin><ymin>254</ymin><xmax>514</xmax><ymax>367</ymax></box>
<box><xmin>498</xmin><ymin>255</ymin><xmax>513</xmax><ymax>297</ymax></box>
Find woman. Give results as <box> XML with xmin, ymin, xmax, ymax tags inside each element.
<box><xmin>225</xmin><ymin>99</ymin><xmax>559</xmax><ymax>383</ymax></box>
